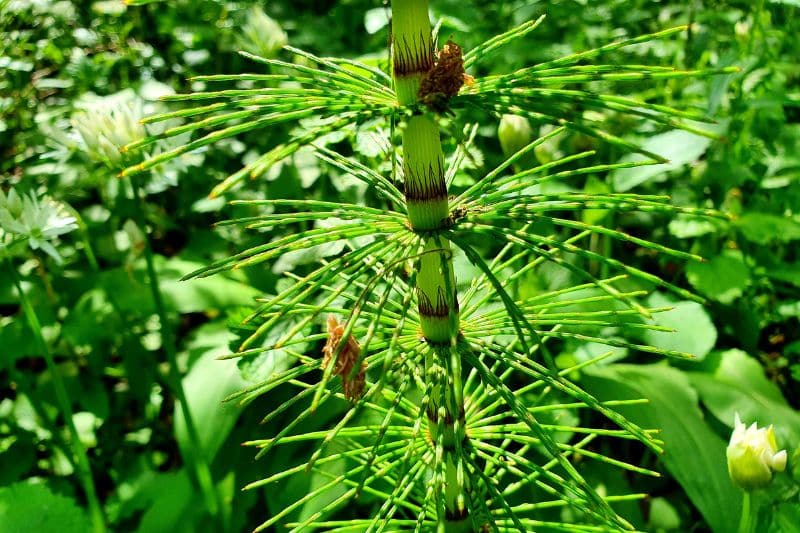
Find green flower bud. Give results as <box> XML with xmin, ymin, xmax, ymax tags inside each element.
<box><xmin>727</xmin><ymin>413</ymin><xmax>787</xmax><ymax>491</ymax></box>
<box><xmin>498</xmin><ymin>114</ymin><xmax>533</xmax><ymax>159</ymax></box>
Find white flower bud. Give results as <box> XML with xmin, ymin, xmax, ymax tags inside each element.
<box><xmin>71</xmin><ymin>90</ymin><xmax>147</xmax><ymax>169</ymax></box>
<box><xmin>727</xmin><ymin>413</ymin><xmax>787</xmax><ymax>491</ymax></box>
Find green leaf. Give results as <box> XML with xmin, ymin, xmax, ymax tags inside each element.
<box><xmin>771</xmin><ymin>503</ymin><xmax>800</xmax><ymax>533</ymax></box>
<box><xmin>156</xmin><ymin>258</ymin><xmax>262</xmax><ymax>313</ymax></box>
<box><xmin>73</xmin><ymin>412</ymin><xmax>100</xmax><ymax>449</ymax></box>
<box><xmin>685</xmin><ymin>250</ymin><xmax>750</xmax><ymax>304</ymax></box>
<box><xmin>642</xmin><ymin>293</ymin><xmax>717</xmax><ymax>360</ymax></box>
<box><xmin>270</xmin><ymin>218</ymin><xmax>351</xmax><ymax>274</ymax></box>
<box><xmin>737</xmin><ymin>213</ymin><xmax>800</xmax><ymax>244</ymax></box>
<box><xmin>583</xmin><ymin>364</ymin><xmax>741</xmax><ymax>533</ymax></box>
<box><xmin>612</xmin><ymin>130</ymin><xmax>713</xmax><ymax>192</ymax></box>
<box><xmin>0</xmin><ymin>482</ymin><xmax>92</xmax><ymax>533</ymax></box>
<box><xmin>668</xmin><ymin>215</ymin><xmax>718</xmax><ymax>239</ymax></box>
<box><xmin>0</xmin><ymin>433</ymin><xmax>36</xmax><ymax>486</ymax></box>
<box><xmin>764</xmin><ymin>263</ymin><xmax>800</xmax><ymax>288</ymax></box>
<box><xmin>174</xmin><ymin>322</ymin><xmax>247</xmax><ymax>463</ymax></box>
<box><xmin>134</xmin><ymin>470</ymin><xmax>200</xmax><ymax>533</ymax></box>
<box><xmin>688</xmin><ymin>349</ymin><xmax>800</xmax><ymax>445</ymax></box>
<box><xmin>100</xmin><ymin>257</ymin><xmax>261</xmax><ymax>315</ymax></box>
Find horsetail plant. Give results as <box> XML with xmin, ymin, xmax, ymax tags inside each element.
<box><xmin>123</xmin><ymin>2</ymin><xmax>734</xmax><ymax>530</ymax></box>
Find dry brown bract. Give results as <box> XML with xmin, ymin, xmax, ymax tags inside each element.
<box><xmin>322</xmin><ymin>315</ymin><xmax>366</xmax><ymax>402</ymax></box>
<box><xmin>418</xmin><ymin>39</ymin><xmax>474</xmax><ymax>111</ymax></box>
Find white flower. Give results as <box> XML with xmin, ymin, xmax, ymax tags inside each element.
<box><xmin>727</xmin><ymin>413</ymin><xmax>787</xmax><ymax>490</ymax></box>
<box><xmin>0</xmin><ymin>187</ymin><xmax>78</xmax><ymax>263</ymax></box>
<box><xmin>71</xmin><ymin>90</ymin><xmax>147</xmax><ymax>168</ymax></box>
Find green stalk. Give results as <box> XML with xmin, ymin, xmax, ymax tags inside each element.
<box><xmin>737</xmin><ymin>491</ymin><xmax>752</xmax><ymax>533</ymax></box>
<box><xmin>392</xmin><ymin>0</ymin><xmax>456</xmax><ymax>342</ymax></box>
<box><xmin>7</xmin><ymin>258</ymin><xmax>106</xmax><ymax>533</ymax></box>
<box><xmin>128</xmin><ymin>177</ymin><xmax>226</xmax><ymax>528</ymax></box>
<box><xmin>392</xmin><ymin>1</ymin><xmax>469</xmax><ymax>530</ymax></box>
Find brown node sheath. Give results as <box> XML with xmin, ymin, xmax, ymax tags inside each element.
<box><xmin>393</xmin><ymin>32</ymin><xmax>436</xmax><ymax>77</ymax></box>
<box><xmin>322</xmin><ymin>315</ymin><xmax>366</xmax><ymax>401</ymax></box>
<box><xmin>403</xmin><ymin>159</ymin><xmax>447</xmax><ymax>201</ymax></box>
<box><xmin>417</xmin><ymin>287</ymin><xmax>452</xmax><ymax>318</ymax></box>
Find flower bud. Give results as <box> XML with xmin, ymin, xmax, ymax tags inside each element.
<box><xmin>727</xmin><ymin>413</ymin><xmax>787</xmax><ymax>490</ymax></box>
<box><xmin>498</xmin><ymin>114</ymin><xmax>533</xmax><ymax>159</ymax></box>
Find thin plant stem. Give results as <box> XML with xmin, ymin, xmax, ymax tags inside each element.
<box><xmin>6</xmin><ymin>257</ymin><xmax>106</xmax><ymax>533</ymax></box>
<box><xmin>737</xmin><ymin>491</ymin><xmax>752</xmax><ymax>533</ymax></box>
<box><xmin>80</xmin><ymin>229</ymin><xmax>100</xmax><ymax>271</ymax></box>
<box><xmin>64</xmin><ymin>204</ymin><xmax>101</xmax><ymax>271</ymax></box>
<box><xmin>127</xmin><ymin>176</ymin><xmax>226</xmax><ymax>528</ymax></box>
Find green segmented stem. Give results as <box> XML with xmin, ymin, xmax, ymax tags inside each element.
<box><xmin>392</xmin><ymin>1</ymin><xmax>456</xmax><ymax>342</ymax></box>
<box><xmin>392</xmin><ymin>1</ymin><xmax>468</xmax><ymax>530</ymax></box>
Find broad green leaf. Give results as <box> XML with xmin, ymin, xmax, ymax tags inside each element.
<box><xmin>685</xmin><ymin>250</ymin><xmax>750</xmax><ymax>304</ymax></box>
<box><xmin>156</xmin><ymin>258</ymin><xmax>262</xmax><ymax>313</ymax></box>
<box><xmin>583</xmin><ymin>364</ymin><xmax>740</xmax><ymax>533</ymax></box>
<box><xmin>73</xmin><ymin>411</ymin><xmax>100</xmax><ymax>449</ymax></box>
<box><xmin>135</xmin><ymin>470</ymin><xmax>200</xmax><ymax>533</ymax></box>
<box><xmin>737</xmin><ymin>213</ymin><xmax>800</xmax><ymax>244</ymax></box>
<box><xmin>688</xmin><ymin>349</ymin><xmax>800</xmax><ymax>445</ymax></box>
<box><xmin>668</xmin><ymin>215</ymin><xmax>717</xmax><ymax>239</ymax></box>
<box><xmin>174</xmin><ymin>322</ymin><xmax>247</xmax><ymax>463</ymax></box>
<box><xmin>612</xmin><ymin>130</ymin><xmax>714</xmax><ymax>192</ymax></box>
<box><xmin>0</xmin><ymin>482</ymin><xmax>91</xmax><ymax>533</ymax></box>
<box><xmin>575</xmin><ymin>340</ymin><xmax>628</xmax><ymax>365</ymax></box>
<box><xmin>100</xmin><ymin>257</ymin><xmax>261</xmax><ymax>315</ymax></box>
<box><xmin>236</xmin><ymin>316</ymin><xmax>304</xmax><ymax>384</ymax></box>
<box><xmin>642</xmin><ymin>293</ymin><xmax>717</xmax><ymax>360</ymax></box>
<box><xmin>354</xmin><ymin>128</ymin><xmax>389</xmax><ymax>158</ymax></box>
<box><xmin>0</xmin><ymin>317</ymin><xmax>37</xmax><ymax>369</ymax></box>
<box><xmin>771</xmin><ymin>503</ymin><xmax>800</xmax><ymax>533</ymax></box>
<box><xmin>62</xmin><ymin>288</ymin><xmax>118</xmax><ymax>348</ymax></box>
<box><xmin>765</xmin><ymin>263</ymin><xmax>800</xmax><ymax>287</ymax></box>
<box><xmin>271</xmin><ymin>218</ymin><xmax>350</xmax><ymax>274</ymax></box>
<box><xmin>0</xmin><ymin>432</ymin><xmax>35</xmax><ymax>486</ymax></box>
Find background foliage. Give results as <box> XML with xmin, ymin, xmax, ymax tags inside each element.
<box><xmin>1</xmin><ymin>0</ymin><xmax>799</xmax><ymax>531</ymax></box>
